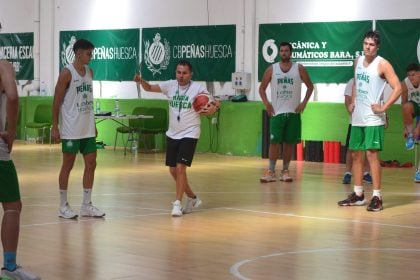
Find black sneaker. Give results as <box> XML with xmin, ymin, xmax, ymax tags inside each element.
<box><xmin>337</xmin><ymin>192</ymin><xmax>365</xmax><ymax>206</ymax></box>
<box><xmin>366</xmin><ymin>196</ymin><xmax>383</xmax><ymax>211</ymax></box>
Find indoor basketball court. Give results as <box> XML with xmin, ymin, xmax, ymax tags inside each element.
<box><xmin>10</xmin><ymin>143</ymin><xmax>420</xmax><ymax>279</ymax></box>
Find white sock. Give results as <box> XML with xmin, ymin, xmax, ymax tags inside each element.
<box><xmin>59</xmin><ymin>190</ymin><xmax>68</xmax><ymax>207</ymax></box>
<box><xmin>372</xmin><ymin>189</ymin><xmax>381</xmax><ymax>198</ymax></box>
<box><xmin>406</xmin><ymin>125</ymin><xmax>413</xmax><ymax>135</ymax></box>
<box><xmin>363</xmin><ymin>171</ymin><xmax>369</xmax><ymax>176</ymax></box>
<box><xmin>344</xmin><ymin>172</ymin><xmax>351</xmax><ymax>175</ymax></box>
<box><xmin>83</xmin><ymin>188</ymin><xmax>92</xmax><ymax>205</ymax></box>
<box><xmin>354</xmin><ymin>185</ymin><xmax>363</xmax><ymax>196</ymax></box>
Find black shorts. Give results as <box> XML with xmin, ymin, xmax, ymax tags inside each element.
<box><xmin>345</xmin><ymin>124</ymin><xmax>352</xmax><ymax>148</ymax></box>
<box><xmin>165</xmin><ymin>137</ymin><xmax>198</xmax><ymax>167</ymax></box>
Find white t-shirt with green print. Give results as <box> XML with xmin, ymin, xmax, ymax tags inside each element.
<box><xmin>159</xmin><ymin>80</ymin><xmax>208</xmax><ymax>139</ymax></box>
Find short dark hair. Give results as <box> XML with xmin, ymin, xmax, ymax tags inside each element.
<box><xmin>364</xmin><ymin>30</ymin><xmax>381</xmax><ymax>46</ymax></box>
<box><xmin>406</xmin><ymin>63</ymin><xmax>419</xmax><ymax>72</ymax></box>
<box><xmin>176</xmin><ymin>59</ymin><xmax>193</xmax><ymax>72</ymax></box>
<box><xmin>73</xmin><ymin>39</ymin><xmax>94</xmax><ymax>53</ymax></box>
<box><xmin>279</xmin><ymin>42</ymin><xmax>293</xmax><ymax>52</ymax></box>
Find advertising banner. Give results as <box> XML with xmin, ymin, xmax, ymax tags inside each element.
<box><xmin>60</xmin><ymin>29</ymin><xmax>139</xmax><ymax>81</ymax></box>
<box><xmin>376</xmin><ymin>19</ymin><xmax>420</xmax><ymax>79</ymax></box>
<box><xmin>0</xmin><ymin>32</ymin><xmax>34</xmax><ymax>80</ymax></box>
<box><xmin>258</xmin><ymin>21</ymin><xmax>372</xmax><ymax>83</ymax></box>
<box><xmin>142</xmin><ymin>25</ymin><xmax>235</xmax><ymax>81</ymax></box>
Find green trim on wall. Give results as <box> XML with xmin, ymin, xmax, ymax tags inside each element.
<box><xmin>20</xmin><ymin>97</ymin><xmax>413</xmax><ymax>163</ymax></box>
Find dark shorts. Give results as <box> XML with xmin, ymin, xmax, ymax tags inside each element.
<box><xmin>166</xmin><ymin>137</ymin><xmax>198</xmax><ymax>167</ymax></box>
<box><xmin>270</xmin><ymin>113</ymin><xmax>301</xmax><ymax>144</ymax></box>
<box><xmin>345</xmin><ymin>124</ymin><xmax>352</xmax><ymax>148</ymax></box>
<box><xmin>0</xmin><ymin>160</ymin><xmax>21</xmax><ymax>202</ymax></box>
<box><xmin>61</xmin><ymin>137</ymin><xmax>97</xmax><ymax>154</ymax></box>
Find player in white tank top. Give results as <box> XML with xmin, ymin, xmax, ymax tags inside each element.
<box><xmin>0</xmin><ymin>60</ymin><xmax>41</xmax><ymax>279</ymax></box>
<box><xmin>401</xmin><ymin>63</ymin><xmax>420</xmax><ymax>145</ymax></box>
<box><xmin>59</xmin><ymin>63</ymin><xmax>95</xmax><ymax>139</ymax></box>
<box><xmin>400</xmin><ymin>63</ymin><xmax>420</xmax><ymax>181</ymax></box>
<box><xmin>259</xmin><ymin>42</ymin><xmax>313</xmax><ymax>183</ymax></box>
<box><xmin>338</xmin><ymin>31</ymin><xmax>401</xmax><ymax>212</ymax></box>
<box><xmin>52</xmin><ymin>39</ymin><xmax>105</xmax><ymax>219</ymax></box>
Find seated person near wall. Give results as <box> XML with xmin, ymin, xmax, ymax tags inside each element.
<box><xmin>401</xmin><ymin>63</ymin><xmax>420</xmax><ymax>150</ymax></box>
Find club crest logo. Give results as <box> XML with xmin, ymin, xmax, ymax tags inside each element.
<box><xmin>144</xmin><ymin>33</ymin><xmax>170</xmax><ymax>76</ymax></box>
<box><xmin>262</xmin><ymin>39</ymin><xmax>278</xmax><ymax>63</ymax></box>
<box><xmin>60</xmin><ymin>36</ymin><xmax>77</xmax><ymax>68</ymax></box>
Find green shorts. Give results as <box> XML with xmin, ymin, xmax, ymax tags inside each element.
<box><xmin>409</xmin><ymin>101</ymin><xmax>420</xmax><ymax>117</ymax></box>
<box><xmin>349</xmin><ymin>125</ymin><xmax>384</xmax><ymax>151</ymax></box>
<box><xmin>0</xmin><ymin>160</ymin><xmax>21</xmax><ymax>202</ymax></box>
<box><xmin>62</xmin><ymin>137</ymin><xmax>97</xmax><ymax>154</ymax></box>
<box><xmin>270</xmin><ymin>113</ymin><xmax>301</xmax><ymax>144</ymax></box>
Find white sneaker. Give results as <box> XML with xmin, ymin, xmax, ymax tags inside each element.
<box><xmin>1</xmin><ymin>266</ymin><xmax>41</xmax><ymax>280</ymax></box>
<box><xmin>58</xmin><ymin>203</ymin><xmax>78</xmax><ymax>219</ymax></box>
<box><xmin>80</xmin><ymin>203</ymin><xmax>105</xmax><ymax>217</ymax></box>
<box><xmin>171</xmin><ymin>200</ymin><xmax>183</xmax><ymax>217</ymax></box>
<box><xmin>279</xmin><ymin>170</ymin><xmax>293</xmax><ymax>182</ymax></box>
<box><xmin>183</xmin><ymin>196</ymin><xmax>202</xmax><ymax>214</ymax></box>
<box><xmin>260</xmin><ymin>169</ymin><xmax>277</xmax><ymax>183</ymax></box>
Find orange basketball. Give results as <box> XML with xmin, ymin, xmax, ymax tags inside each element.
<box><xmin>193</xmin><ymin>94</ymin><xmax>210</xmax><ymax>112</ymax></box>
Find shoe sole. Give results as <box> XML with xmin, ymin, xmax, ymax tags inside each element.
<box><xmin>260</xmin><ymin>179</ymin><xmax>276</xmax><ymax>183</ymax></box>
<box><xmin>338</xmin><ymin>201</ymin><xmax>366</xmax><ymax>206</ymax></box>
<box><xmin>80</xmin><ymin>213</ymin><xmax>105</xmax><ymax>217</ymax></box>
<box><xmin>183</xmin><ymin>200</ymin><xmax>202</xmax><ymax>214</ymax></box>
<box><xmin>58</xmin><ymin>214</ymin><xmax>78</xmax><ymax>219</ymax></box>
<box><xmin>280</xmin><ymin>178</ymin><xmax>293</xmax><ymax>182</ymax></box>
<box><xmin>171</xmin><ymin>212</ymin><xmax>183</xmax><ymax>217</ymax></box>
<box><xmin>367</xmin><ymin>206</ymin><xmax>383</xmax><ymax>211</ymax></box>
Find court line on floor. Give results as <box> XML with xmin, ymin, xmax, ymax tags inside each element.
<box><xmin>19</xmin><ymin>207</ymin><xmax>225</xmax><ymax>228</ymax></box>
<box><xmin>17</xmin><ymin>205</ymin><xmax>420</xmax><ymax>230</ymax></box>
<box><xmin>229</xmin><ymin>248</ymin><xmax>420</xmax><ymax>280</ymax></box>
<box><xmin>223</xmin><ymin>207</ymin><xmax>420</xmax><ymax>230</ymax></box>
<box><xmin>20</xmin><ymin>190</ymin><xmax>420</xmax><ymax>200</ymax></box>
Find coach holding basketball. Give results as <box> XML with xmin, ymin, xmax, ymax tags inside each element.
<box><xmin>259</xmin><ymin>41</ymin><xmax>314</xmax><ymax>183</ymax></box>
<box><xmin>134</xmin><ymin>59</ymin><xmax>219</xmax><ymax>217</ymax></box>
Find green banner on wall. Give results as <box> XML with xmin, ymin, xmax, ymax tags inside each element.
<box><xmin>0</xmin><ymin>32</ymin><xmax>34</xmax><ymax>80</ymax></box>
<box><xmin>376</xmin><ymin>19</ymin><xmax>420</xmax><ymax>80</ymax></box>
<box><xmin>258</xmin><ymin>21</ymin><xmax>372</xmax><ymax>83</ymax></box>
<box><xmin>141</xmin><ymin>25</ymin><xmax>235</xmax><ymax>81</ymax></box>
<box><xmin>59</xmin><ymin>29</ymin><xmax>139</xmax><ymax>81</ymax></box>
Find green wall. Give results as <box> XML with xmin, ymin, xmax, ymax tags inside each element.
<box><xmin>20</xmin><ymin>97</ymin><xmax>413</xmax><ymax>163</ymax></box>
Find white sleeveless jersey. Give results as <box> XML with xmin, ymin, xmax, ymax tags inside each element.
<box><xmin>270</xmin><ymin>62</ymin><xmax>302</xmax><ymax>115</ymax></box>
<box><xmin>352</xmin><ymin>56</ymin><xmax>386</xmax><ymax>126</ymax></box>
<box><xmin>406</xmin><ymin>77</ymin><xmax>420</xmax><ymax>104</ymax></box>
<box><xmin>60</xmin><ymin>64</ymin><xmax>96</xmax><ymax>139</ymax></box>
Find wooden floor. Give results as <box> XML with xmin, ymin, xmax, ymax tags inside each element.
<box><xmin>7</xmin><ymin>142</ymin><xmax>420</xmax><ymax>280</ymax></box>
